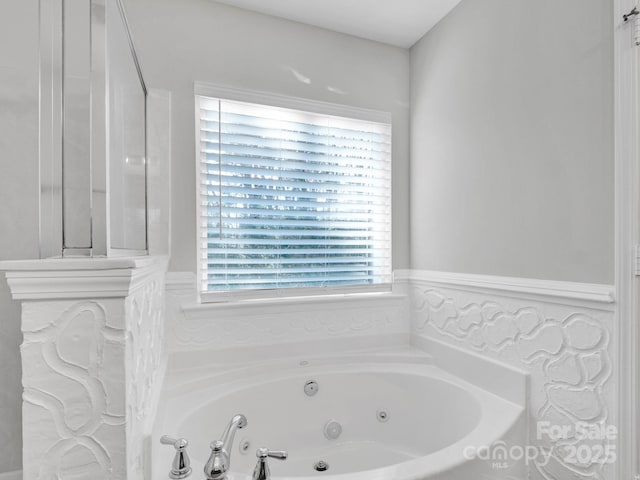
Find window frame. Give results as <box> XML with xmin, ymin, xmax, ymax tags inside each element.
<box><xmin>194</xmin><ymin>82</ymin><xmax>393</xmax><ymax>303</ymax></box>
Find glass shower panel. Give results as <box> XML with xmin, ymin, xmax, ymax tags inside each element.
<box><xmin>62</xmin><ymin>0</ymin><xmax>92</xmax><ymax>251</ymax></box>
<box><xmin>107</xmin><ymin>0</ymin><xmax>147</xmax><ymax>252</ymax></box>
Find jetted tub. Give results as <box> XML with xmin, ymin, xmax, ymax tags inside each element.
<box><xmin>154</xmin><ymin>350</ymin><xmax>525</xmax><ymax>480</ymax></box>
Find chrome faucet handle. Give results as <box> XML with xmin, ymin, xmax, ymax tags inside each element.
<box><xmin>253</xmin><ymin>448</ymin><xmax>288</xmax><ymax>480</ymax></box>
<box><xmin>257</xmin><ymin>448</ymin><xmax>288</xmax><ymax>460</ymax></box>
<box><xmin>160</xmin><ymin>435</ymin><xmax>192</xmax><ymax>479</ymax></box>
<box><xmin>204</xmin><ymin>440</ymin><xmax>229</xmax><ymax>480</ymax></box>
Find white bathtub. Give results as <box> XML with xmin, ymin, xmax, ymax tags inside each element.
<box><xmin>153</xmin><ymin>350</ymin><xmax>525</xmax><ymax>480</ymax></box>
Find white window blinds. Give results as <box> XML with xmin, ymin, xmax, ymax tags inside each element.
<box><xmin>196</xmin><ymin>95</ymin><xmax>392</xmax><ymax>299</ymax></box>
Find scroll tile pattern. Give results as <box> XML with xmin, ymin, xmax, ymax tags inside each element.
<box><xmin>125</xmin><ymin>275</ymin><xmax>166</xmax><ymax>479</ymax></box>
<box><xmin>409</xmin><ymin>284</ymin><xmax>616</xmax><ymax>480</ymax></box>
<box><xmin>165</xmin><ymin>274</ymin><xmax>408</xmax><ymax>352</ymax></box>
<box><xmin>21</xmin><ymin>299</ymin><xmax>128</xmax><ymax>479</ymax></box>
<box><xmin>19</xmin><ymin>272</ymin><xmax>166</xmax><ymax>479</ymax></box>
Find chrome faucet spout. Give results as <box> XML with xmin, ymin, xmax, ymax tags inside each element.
<box><xmin>204</xmin><ymin>414</ymin><xmax>248</xmax><ymax>480</ymax></box>
<box><xmin>221</xmin><ymin>414</ymin><xmax>247</xmax><ymax>458</ymax></box>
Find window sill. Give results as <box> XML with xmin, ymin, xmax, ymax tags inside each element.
<box><xmin>181</xmin><ymin>290</ymin><xmax>407</xmax><ymax>320</ymax></box>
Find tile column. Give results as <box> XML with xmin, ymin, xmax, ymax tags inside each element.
<box><xmin>0</xmin><ymin>256</ymin><xmax>167</xmax><ymax>480</ymax></box>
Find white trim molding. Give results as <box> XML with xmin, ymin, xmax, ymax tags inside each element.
<box><xmin>0</xmin><ymin>256</ymin><xmax>168</xmax><ymax>299</ymax></box>
<box><xmin>194</xmin><ymin>81</ymin><xmax>392</xmax><ymax>124</ymax></box>
<box><xmin>182</xmin><ymin>292</ymin><xmax>407</xmax><ymax>319</ymax></box>
<box><xmin>614</xmin><ymin>0</ymin><xmax>640</xmax><ymax>478</ymax></box>
<box><xmin>394</xmin><ymin>270</ymin><xmax>615</xmax><ymax>309</ymax></box>
<box><xmin>165</xmin><ymin>271</ymin><xmax>197</xmax><ymax>294</ymax></box>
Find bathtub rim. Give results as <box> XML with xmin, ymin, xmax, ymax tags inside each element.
<box><xmin>153</xmin><ymin>350</ymin><xmax>526</xmax><ymax>480</ymax></box>
<box><xmin>176</xmin><ymin>363</ymin><xmax>486</xmax><ymax>465</ymax></box>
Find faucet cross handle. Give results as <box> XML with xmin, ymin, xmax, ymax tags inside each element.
<box><xmin>160</xmin><ymin>435</ymin><xmax>192</xmax><ymax>479</ymax></box>
<box><xmin>253</xmin><ymin>447</ymin><xmax>288</xmax><ymax>480</ymax></box>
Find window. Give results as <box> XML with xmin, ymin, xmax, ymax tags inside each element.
<box><xmin>196</xmin><ymin>87</ymin><xmax>392</xmax><ymax>301</ymax></box>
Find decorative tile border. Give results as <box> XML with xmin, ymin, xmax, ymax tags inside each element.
<box><xmin>401</xmin><ymin>272</ymin><xmax>616</xmax><ymax>480</ymax></box>
<box><xmin>166</xmin><ymin>272</ymin><xmax>410</xmax><ymax>353</ymax></box>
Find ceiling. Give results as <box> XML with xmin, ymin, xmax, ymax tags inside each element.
<box><xmin>212</xmin><ymin>0</ymin><xmax>462</xmax><ymax>48</ymax></box>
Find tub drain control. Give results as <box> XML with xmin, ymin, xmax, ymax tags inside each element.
<box><xmin>314</xmin><ymin>460</ymin><xmax>329</xmax><ymax>472</ymax></box>
<box><xmin>323</xmin><ymin>420</ymin><xmax>342</xmax><ymax>440</ymax></box>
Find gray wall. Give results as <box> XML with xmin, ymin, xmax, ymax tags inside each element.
<box><xmin>0</xmin><ymin>0</ymin><xmax>39</xmax><ymax>473</ymax></box>
<box><xmin>125</xmin><ymin>0</ymin><xmax>411</xmax><ymax>273</ymax></box>
<box><xmin>410</xmin><ymin>0</ymin><xmax>614</xmax><ymax>284</ymax></box>
<box><xmin>0</xmin><ymin>1</ymin><xmax>616</xmax><ymax>474</ymax></box>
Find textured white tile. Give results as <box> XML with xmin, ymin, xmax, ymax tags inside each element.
<box><xmin>166</xmin><ymin>273</ymin><xmax>409</xmax><ymax>353</ymax></box>
<box><xmin>408</xmin><ymin>277</ymin><xmax>616</xmax><ymax>480</ymax></box>
<box><xmin>11</xmin><ymin>262</ymin><xmax>166</xmax><ymax>479</ymax></box>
